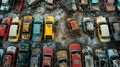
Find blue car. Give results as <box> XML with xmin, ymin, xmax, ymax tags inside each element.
<box><xmin>116</xmin><ymin>0</ymin><xmax>120</xmax><ymax>11</ymax></box>
<box><xmin>90</xmin><ymin>0</ymin><xmax>100</xmax><ymax>11</ymax></box>
<box><xmin>32</xmin><ymin>17</ymin><xmax>43</xmax><ymax>41</ymax></box>
<box><xmin>0</xmin><ymin>48</ymin><xmax>5</xmax><ymax>66</ymax></box>
<box><xmin>0</xmin><ymin>0</ymin><xmax>14</xmax><ymax>11</ymax></box>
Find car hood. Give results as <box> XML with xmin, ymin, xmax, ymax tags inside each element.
<box><xmin>72</xmin><ymin>54</ymin><xmax>82</xmax><ymax>67</ymax></box>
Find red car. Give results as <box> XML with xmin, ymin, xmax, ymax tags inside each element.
<box><xmin>42</xmin><ymin>47</ymin><xmax>54</xmax><ymax>67</ymax></box>
<box><xmin>69</xmin><ymin>43</ymin><xmax>82</xmax><ymax>67</ymax></box>
<box><xmin>0</xmin><ymin>18</ymin><xmax>12</xmax><ymax>41</ymax></box>
<box><xmin>2</xmin><ymin>46</ymin><xmax>18</xmax><ymax>67</ymax></box>
<box><xmin>103</xmin><ymin>0</ymin><xmax>115</xmax><ymax>12</ymax></box>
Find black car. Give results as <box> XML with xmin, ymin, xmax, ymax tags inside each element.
<box><xmin>108</xmin><ymin>17</ymin><xmax>120</xmax><ymax>41</ymax></box>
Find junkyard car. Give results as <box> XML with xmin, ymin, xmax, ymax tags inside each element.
<box><xmin>94</xmin><ymin>48</ymin><xmax>108</xmax><ymax>67</ymax></box>
<box><xmin>22</xmin><ymin>16</ymin><xmax>33</xmax><ymax>40</ymax></box>
<box><xmin>116</xmin><ymin>0</ymin><xmax>120</xmax><ymax>11</ymax></box>
<box><xmin>95</xmin><ymin>16</ymin><xmax>111</xmax><ymax>42</ymax></box>
<box><xmin>44</xmin><ymin>16</ymin><xmax>54</xmax><ymax>41</ymax></box>
<box><xmin>0</xmin><ymin>0</ymin><xmax>15</xmax><ymax>11</ymax></box>
<box><xmin>32</xmin><ymin>17</ymin><xmax>43</xmax><ymax>41</ymax></box>
<box><xmin>66</xmin><ymin>18</ymin><xmax>80</xmax><ymax>37</ymax></box>
<box><xmin>103</xmin><ymin>0</ymin><xmax>115</xmax><ymax>12</ymax></box>
<box><xmin>56</xmin><ymin>50</ymin><xmax>68</xmax><ymax>67</ymax></box>
<box><xmin>16</xmin><ymin>43</ymin><xmax>31</xmax><ymax>67</ymax></box>
<box><xmin>108</xmin><ymin>17</ymin><xmax>120</xmax><ymax>41</ymax></box>
<box><xmin>0</xmin><ymin>18</ymin><xmax>12</xmax><ymax>41</ymax></box>
<box><xmin>82</xmin><ymin>17</ymin><xmax>94</xmax><ymax>34</ymax></box>
<box><xmin>69</xmin><ymin>43</ymin><xmax>82</xmax><ymax>67</ymax></box>
<box><xmin>82</xmin><ymin>46</ymin><xmax>94</xmax><ymax>67</ymax></box>
<box><xmin>30</xmin><ymin>46</ymin><xmax>42</xmax><ymax>67</ymax></box>
<box><xmin>90</xmin><ymin>0</ymin><xmax>100</xmax><ymax>11</ymax></box>
<box><xmin>13</xmin><ymin>0</ymin><xmax>24</xmax><ymax>12</ymax></box>
<box><xmin>42</xmin><ymin>47</ymin><xmax>54</xmax><ymax>67</ymax></box>
<box><xmin>0</xmin><ymin>48</ymin><xmax>5</xmax><ymax>66</ymax></box>
<box><xmin>107</xmin><ymin>49</ymin><xmax>120</xmax><ymax>67</ymax></box>
<box><xmin>8</xmin><ymin>17</ymin><xmax>22</xmax><ymax>42</ymax></box>
<box><xmin>2</xmin><ymin>46</ymin><xmax>18</xmax><ymax>67</ymax></box>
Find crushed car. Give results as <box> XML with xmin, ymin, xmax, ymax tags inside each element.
<box><xmin>0</xmin><ymin>48</ymin><xmax>5</xmax><ymax>66</ymax></box>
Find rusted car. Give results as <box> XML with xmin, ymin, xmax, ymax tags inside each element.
<box><xmin>69</xmin><ymin>43</ymin><xmax>82</xmax><ymax>67</ymax></box>
<box><xmin>66</xmin><ymin>18</ymin><xmax>80</xmax><ymax>37</ymax></box>
<box><xmin>94</xmin><ymin>48</ymin><xmax>108</xmax><ymax>67</ymax></box>
<box><xmin>27</xmin><ymin>0</ymin><xmax>40</xmax><ymax>5</ymax></box>
<box><xmin>22</xmin><ymin>16</ymin><xmax>33</xmax><ymax>40</ymax></box>
<box><xmin>2</xmin><ymin>46</ymin><xmax>18</xmax><ymax>67</ymax></box>
<box><xmin>42</xmin><ymin>47</ymin><xmax>54</xmax><ymax>67</ymax></box>
<box><xmin>56</xmin><ymin>50</ymin><xmax>68</xmax><ymax>67</ymax></box>
<box><xmin>82</xmin><ymin>46</ymin><xmax>94</xmax><ymax>67</ymax></box>
<box><xmin>103</xmin><ymin>0</ymin><xmax>115</xmax><ymax>12</ymax></box>
<box><xmin>0</xmin><ymin>18</ymin><xmax>12</xmax><ymax>41</ymax></box>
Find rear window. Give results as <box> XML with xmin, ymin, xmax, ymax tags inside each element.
<box><xmin>59</xmin><ymin>59</ymin><xmax>67</xmax><ymax>63</ymax></box>
<box><xmin>9</xmin><ymin>36</ymin><xmax>17</xmax><ymax>39</ymax></box>
<box><xmin>44</xmin><ymin>54</ymin><xmax>52</xmax><ymax>57</ymax></box>
<box><xmin>72</xmin><ymin>51</ymin><xmax>80</xmax><ymax>54</ymax></box>
<box><xmin>46</xmin><ymin>35</ymin><xmax>52</xmax><ymax>40</ymax></box>
<box><xmin>44</xmin><ymin>65</ymin><xmax>50</xmax><ymax>67</ymax></box>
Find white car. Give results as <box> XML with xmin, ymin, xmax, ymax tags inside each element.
<box><xmin>82</xmin><ymin>46</ymin><xmax>94</xmax><ymax>67</ymax></box>
<box><xmin>107</xmin><ymin>49</ymin><xmax>120</xmax><ymax>67</ymax></box>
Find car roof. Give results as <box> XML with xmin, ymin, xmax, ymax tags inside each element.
<box><xmin>107</xmin><ymin>0</ymin><xmax>114</xmax><ymax>3</ymax></box>
<box><xmin>100</xmin><ymin>25</ymin><xmax>110</xmax><ymax>36</ymax></box>
<box><xmin>2</xmin><ymin>0</ymin><xmax>8</xmax><ymax>3</ymax></box>
<box><xmin>113</xmin><ymin>23</ymin><xmax>120</xmax><ymax>31</ymax></box>
<box><xmin>92</xmin><ymin>0</ymin><xmax>99</xmax><ymax>3</ymax></box>
<box><xmin>7</xmin><ymin>46</ymin><xmax>16</xmax><ymax>54</ymax></box>
<box><xmin>9</xmin><ymin>25</ymin><xmax>18</xmax><ymax>36</ymax></box>
<box><xmin>97</xmin><ymin>17</ymin><xmax>106</xmax><ymax>23</ymax></box>
<box><xmin>33</xmin><ymin>24</ymin><xmax>41</xmax><ymax>34</ymax></box>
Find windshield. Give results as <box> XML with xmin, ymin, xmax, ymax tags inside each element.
<box><xmin>111</xmin><ymin>56</ymin><xmax>119</xmax><ymax>60</ymax></box>
<box><xmin>107</xmin><ymin>3</ymin><xmax>113</xmax><ymax>6</ymax></box>
<box><xmin>99</xmin><ymin>23</ymin><xmax>106</xmax><ymax>25</ymax></box>
<box><xmin>46</xmin><ymin>22</ymin><xmax>52</xmax><ymax>24</ymax></box>
<box><xmin>44</xmin><ymin>54</ymin><xmax>52</xmax><ymax>57</ymax></box>
<box><xmin>43</xmin><ymin>65</ymin><xmax>50</xmax><ymax>67</ymax></box>
<box><xmin>101</xmin><ymin>36</ymin><xmax>110</xmax><ymax>39</ymax></box>
<box><xmin>9</xmin><ymin>36</ymin><xmax>17</xmax><ymax>39</ymax></box>
<box><xmin>72</xmin><ymin>50</ymin><xmax>80</xmax><ymax>54</ymax></box>
<box><xmin>59</xmin><ymin>59</ymin><xmax>67</xmax><ymax>63</ymax></box>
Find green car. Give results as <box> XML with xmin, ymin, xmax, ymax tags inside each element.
<box><xmin>16</xmin><ymin>43</ymin><xmax>31</xmax><ymax>67</ymax></box>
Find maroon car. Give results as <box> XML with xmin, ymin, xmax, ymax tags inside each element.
<box><xmin>103</xmin><ymin>0</ymin><xmax>115</xmax><ymax>12</ymax></box>
<box><xmin>42</xmin><ymin>47</ymin><xmax>54</xmax><ymax>67</ymax></box>
<box><xmin>69</xmin><ymin>43</ymin><xmax>82</xmax><ymax>67</ymax></box>
<box><xmin>0</xmin><ymin>18</ymin><xmax>12</xmax><ymax>41</ymax></box>
<box><xmin>2</xmin><ymin>46</ymin><xmax>18</xmax><ymax>67</ymax></box>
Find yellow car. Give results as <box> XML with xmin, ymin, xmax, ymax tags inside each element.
<box><xmin>95</xmin><ymin>16</ymin><xmax>111</xmax><ymax>42</ymax></box>
<box><xmin>44</xmin><ymin>16</ymin><xmax>54</xmax><ymax>41</ymax></box>
<box><xmin>8</xmin><ymin>17</ymin><xmax>22</xmax><ymax>42</ymax></box>
<box><xmin>22</xmin><ymin>16</ymin><xmax>33</xmax><ymax>40</ymax></box>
